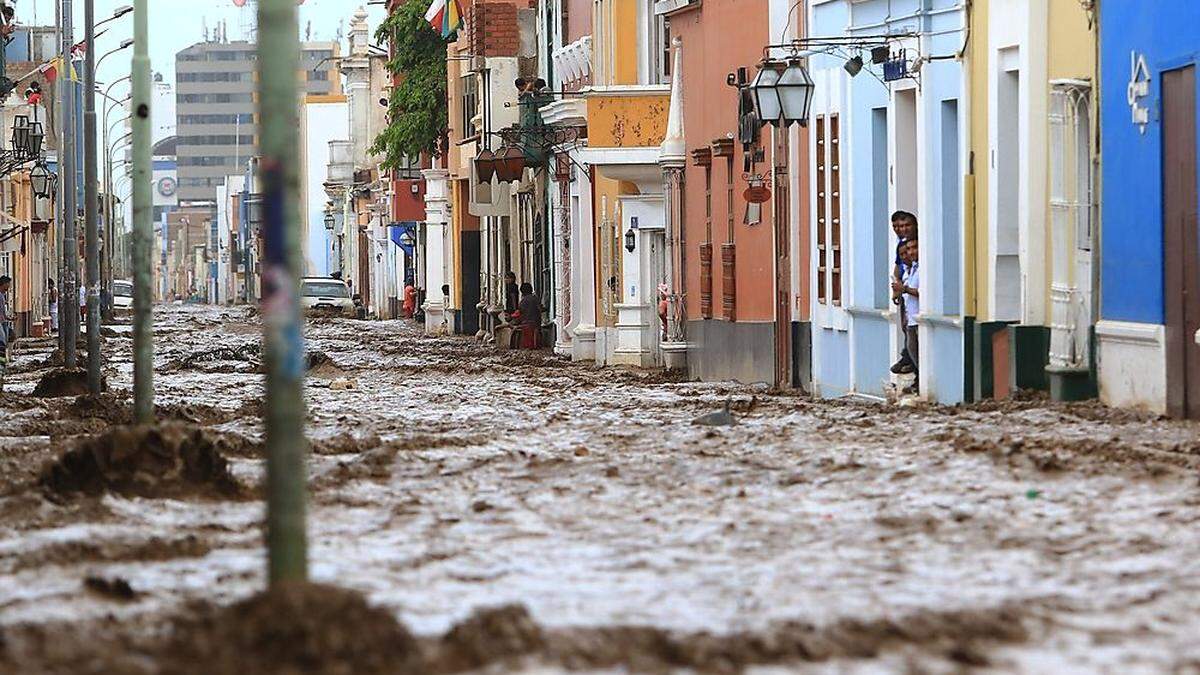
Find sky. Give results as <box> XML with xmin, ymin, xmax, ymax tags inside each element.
<box><xmin>23</xmin><ymin>0</ymin><xmax>389</xmax><ymax>90</ymax></box>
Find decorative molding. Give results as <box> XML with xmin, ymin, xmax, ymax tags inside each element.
<box><xmin>1095</xmin><ymin>320</ymin><xmax>1162</xmax><ymax>345</ymax></box>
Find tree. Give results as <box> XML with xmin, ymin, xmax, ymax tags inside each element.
<box><xmin>372</xmin><ymin>0</ymin><xmax>449</xmax><ymax>169</ymax></box>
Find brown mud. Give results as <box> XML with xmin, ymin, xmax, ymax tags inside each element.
<box><xmin>39</xmin><ymin>423</ymin><xmax>246</xmax><ymax>500</ymax></box>
<box><xmin>31</xmin><ymin>368</ymin><xmax>96</xmax><ymax>398</ymax></box>
<box><xmin>2</xmin><ymin>306</ymin><xmax>1200</xmax><ymax>673</ymax></box>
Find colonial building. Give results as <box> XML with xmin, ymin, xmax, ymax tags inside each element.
<box><xmin>1097</xmin><ymin>1</ymin><xmax>1198</xmax><ymax>418</ymax></box>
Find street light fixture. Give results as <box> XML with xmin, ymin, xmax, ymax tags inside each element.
<box><xmin>96</xmin><ymin>5</ymin><xmax>134</xmax><ymax>29</ymax></box>
<box><xmin>624</xmin><ymin>227</ymin><xmax>636</xmax><ymax>253</ymax></box>
<box><xmin>774</xmin><ymin>59</ymin><xmax>816</xmax><ymax>127</ymax></box>
<box><xmin>97</xmin><ymin>38</ymin><xmax>135</xmax><ymax>71</ymax></box>
<box><xmin>493</xmin><ymin>145</ymin><xmax>526</xmax><ymax>183</ymax></box>
<box><xmin>323</xmin><ymin>211</ymin><xmax>335</xmax><ymax>231</ymax></box>
<box><xmin>749</xmin><ymin>63</ymin><xmax>783</xmax><ymax>127</ymax></box>
<box><xmin>30</xmin><ymin>163</ymin><xmax>54</xmax><ymax>199</ymax></box>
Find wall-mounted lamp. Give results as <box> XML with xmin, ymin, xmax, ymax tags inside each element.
<box><xmin>624</xmin><ymin>227</ymin><xmax>636</xmax><ymax>253</ymax></box>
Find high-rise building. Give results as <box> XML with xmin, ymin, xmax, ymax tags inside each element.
<box><xmin>174</xmin><ymin>39</ymin><xmax>341</xmax><ymax>205</ymax></box>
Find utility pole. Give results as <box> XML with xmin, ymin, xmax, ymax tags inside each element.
<box><xmin>131</xmin><ymin>0</ymin><xmax>152</xmax><ymax>423</ymax></box>
<box><xmin>60</xmin><ymin>0</ymin><xmax>78</xmax><ymax>366</ymax></box>
<box><xmin>259</xmin><ymin>0</ymin><xmax>308</xmax><ymax>584</ymax></box>
<box><xmin>83</xmin><ymin>0</ymin><xmax>101</xmax><ymax>394</ymax></box>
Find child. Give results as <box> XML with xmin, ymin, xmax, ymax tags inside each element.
<box><xmin>891</xmin><ymin>238</ymin><xmax>920</xmax><ymax>390</ymax></box>
<box><xmin>890</xmin><ymin>211</ymin><xmax>917</xmax><ymax>374</ymax></box>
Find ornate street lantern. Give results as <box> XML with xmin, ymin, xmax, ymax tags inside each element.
<box><xmin>30</xmin><ymin>164</ymin><xmax>53</xmax><ymax>199</ymax></box>
<box><xmin>776</xmin><ymin>60</ymin><xmax>816</xmax><ymax>127</ymax></box>
<box><xmin>624</xmin><ymin>227</ymin><xmax>636</xmax><ymax>253</ymax></box>
<box><xmin>749</xmin><ymin>63</ymin><xmax>783</xmax><ymax>127</ymax></box>
<box><xmin>494</xmin><ymin>145</ymin><xmax>526</xmax><ymax>183</ymax></box>
<box><xmin>323</xmin><ymin>211</ymin><xmax>335</xmax><ymax>231</ymax></box>
<box><xmin>10</xmin><ymin>115</ymin><xmax>30</xmax><ymax>156</ymax></box>
<box><xmin>27</xmin><ymin>122</ymin><xmax>44</xmax><ymax>157</ymax></box>
<box><xmin>474</xmin><ymin>148</ymin><xmax>497</xmax><ymax>183</ymax></box>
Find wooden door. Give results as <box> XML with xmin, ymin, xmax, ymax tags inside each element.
<box><xmin>1163</xmin><ymin>66</ymin><xmax>1200</xmax><ymax>419</ymax></box>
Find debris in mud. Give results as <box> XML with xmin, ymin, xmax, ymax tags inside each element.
<box><xmin>950</xmin><ymin>432</ymin><xmax>1197</xmax><ymax>477</ymax></box>
<box><xmin>693</xmin><ymin>398</ymin><xmax>735</xmax><ymax>426</ymax></box>
<box><xmin>32</xmin><ymin>368</ymin><xmax>101</xmax><ymax>398</ymax></box>
<box><xmin>165</xmin><ymin>342</ymin><xmax>262</xmax><ymax>373</ymax></box>
<box><xmin>164</xmin><ymin>582</ymin><xmax>423</xmax><ymax>675</ymax></box>
<box><xmin>39</xmin><ymin>423</ymin><xmax>245</xmax><ymax>500</ymax></box>
<box><xmin>433</xmin><ymin>604</ymin><xmax>546</xmax><ymax>672</ymax></box>
<box><xmin>329</xmin><ymin>378</ymin><xmax>357</xmax><ymax>390</ymax></box>
<box><xmin>83</xmin><ymin>575</ymin><xmax>137</xmax><ymax>601</ymax></box>
<box><xmin>306</xmin><ymin>350</ymin><xmax>346</xmax><ymax>378</ymax></box>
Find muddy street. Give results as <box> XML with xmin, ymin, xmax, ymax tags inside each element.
<box><xmin>1</xmin><ymin>305</ymin><xmax>1199</xmax><ymax>672</ymax></box>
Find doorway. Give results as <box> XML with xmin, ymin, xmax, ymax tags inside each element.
<box><xmin>995</xmin><ymin>56</ymin><xmax>1021</xmax><ymax>321</ymax></box>
<box><xmin>1162</xmin><ymin>65</ymin><xmax>1199</xmax><ymax>419</ymax></box>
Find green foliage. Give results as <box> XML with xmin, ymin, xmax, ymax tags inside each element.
<box><xmin>371</xmin><ymin>0</ymin><xmax>450</xmax><ymax>169</ymax></box>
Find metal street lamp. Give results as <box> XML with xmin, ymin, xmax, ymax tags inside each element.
<box><xmin>96</xmin><ymin>5</ymin><xmax>133</xmax><ymax>29</ymax></box>
<box><xmin>624</xmin><ymin>227</ymin><xmax>636</xmax><ymax>253</ymax></box>
<box><xmin>474</xmin><ymin>148</ymin><xmax>497</xmax><ymax>182</ymax></box>
<box><xmin>10</xmin><ymin>114</ymin><xmax>30</xmax><ymax>156</ymax></box>
<box><xmin>749</xmin><ymin>63</ymin><xmax>783</xmax><ymax>127</ymax></box>
<box><xmin>775</xmin><ymin>59</ymin><xmax>816</xmax><ymax>127</ymax></box>
<box><xmin>30</xmin><ymin>163</ymin><xmax>54</xmax><ymax>199</ymax></box>
<box><xmin>97</xmin><ymin>38</ymin><xmax>135</xmax><ymax>71</ymax></box>
<box><xmin>323</xmin><ymin>211</ymin><xmax>335</xmax><ymax>231</ymax></box>
<box><xmin>493</xmin><ymin>145</ymin><xmax>526</xmax><ymax>183</ymax></box>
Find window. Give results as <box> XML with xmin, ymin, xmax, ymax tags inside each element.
<box><xmin>177</xmin><ymin>93</ymin><xmax>253</xmax><ymax>104</ymax></box>
<box><xmin>179</xmin><ymin>134</ymin><xmax>254</xmax><ymax>146</ymax></box>
<box><xmin>180</xmin><ymin>113</ymin><xmax>254</xmax><ymax>125</ymax></box>
<box><xmin>701</xmin><ymin>161</ymin><xmax>713</xmax><ymax>318</ymax></box>
<box><xmin>310</xmin><ymin>70</ymin><xmax>329</xmax><ymax>81</ymax></box>
<box><xmin>815</xmin><ymin>113</ymin><xmax>842</xmax><ymax>305</ymax></box>
<box><xmin>178</xmin><ymin>71</ymin><xmax>248</xmax><ymax>83</ymax></box>
<box><xmin>461</xmin><ymin>73</ymin><xmax>479</xmax><ymax>139</ymax></box>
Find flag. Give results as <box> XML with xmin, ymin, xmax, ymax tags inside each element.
<box><xmin>424</xmin><ymin>0</ymin><xmax>463</xmax><ymax>38</ymax></box>
<box><xmin>40</xmin><ymin>58</ymin><xmax>61</xmax><ymax>83</ymax></box>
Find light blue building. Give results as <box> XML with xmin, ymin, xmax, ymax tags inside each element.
<box><xmin>1097</xmin><ymin>1</ymin><xmax>1200</xmax><ymax>418</ymax></box>
<box><xmin>807</xmin><ymin>0</ymin><xmax>967</xmax><ymax>402</ymax></box>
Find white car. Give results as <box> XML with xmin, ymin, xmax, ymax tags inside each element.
<box><xmin>300</xmin><ymin>277</ymin><xmax>354</xmax><ymax>316</ymax></box>
<box><xmin>112</xmin><ymin>280</ymin><xmax>134</xmax><ymax>312</ymax></box>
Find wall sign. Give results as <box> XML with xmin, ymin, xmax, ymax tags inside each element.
<box><xmin>1127</xmin><ymin>51</ymin><xmax>1150</xmax><ymax>134</ymax></box>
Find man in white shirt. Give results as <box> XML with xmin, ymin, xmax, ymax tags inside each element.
<box><xmin>891</xmin><ymin>238</ymin><xmax>920</xmax><ymax>389</ymax></box>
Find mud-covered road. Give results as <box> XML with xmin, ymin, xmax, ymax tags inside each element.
<box><xmin>2</xmin><ymin>305</ymin><xmax>1200</xmax><ymax>673</ymax></box>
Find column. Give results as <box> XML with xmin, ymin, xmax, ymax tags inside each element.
<box><xmin>422</xmin><ymin>168</ymin><xmax>450</xmax><ymax>334</ymax></box>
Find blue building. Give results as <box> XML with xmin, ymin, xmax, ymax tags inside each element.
<box><xmin>807</xmin><ymin>0</ymin><xmax>968</xmax><ymax>403</ymax></box>
<box><xmin>1097</xmin><ymin>1</ymin><xmax>1200</xmax><ymax>418</ymax></box>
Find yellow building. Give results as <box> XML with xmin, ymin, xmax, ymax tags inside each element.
<box><xmin>966</xmin><ymin>0</ymin><xmax>1097</xmax><ymax>400</ymax></box>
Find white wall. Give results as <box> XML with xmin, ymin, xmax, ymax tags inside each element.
<box><xmin>301</xmin><ymin>99</ymin><xmax>349</xmax><ymax>276</ymax></box>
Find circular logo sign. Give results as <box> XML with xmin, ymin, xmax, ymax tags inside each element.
<box><xmin>157</xmin><ymin>176</ymin><xmax>177</xmax><ymax>197</ymax></box>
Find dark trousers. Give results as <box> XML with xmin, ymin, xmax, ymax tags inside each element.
<box><xmin>897</xmin><ymin>302</ymin><xmax>913</xmax><ymax>365</ymax></box>
<box><xmin>905</xmin><ymin>324</ymin><xmax>919</xmax><ymax>374</ymax></box>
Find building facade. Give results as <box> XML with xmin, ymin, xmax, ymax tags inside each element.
<box><xmin>175</xmin><ymin>39</ymin><xmax>340</xmax><ymax>206</ymax></box>
<box><xmin>1097</xmin><ymin>1</ymin><xmax>1199</xmax><ymax>417</ymax></box>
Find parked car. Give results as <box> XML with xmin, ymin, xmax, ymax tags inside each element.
<box><xmin>112</xmin><ymin>280</ymin><xmax>133</xmax><ymax>312</ymax></box>
<box><xmin>300</xmin><ymin>277</ymin><xmax>354</xmax><ymax>316</ymax></box>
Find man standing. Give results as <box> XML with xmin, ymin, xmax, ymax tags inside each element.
<box><xmin>517</xmin><ymin>282</ymin><xmax>542</xmax><ymax>349</ymax></box>
<box><xmin>47</xmin><ymin>279</ymin><xmax>59</xmax><ymax>334</ymax></box>
<box><xmin>0</xmin><ymin>276</ymin><xmax>13</xmax><ymax>389</ymax></box>
<box><xmin>889</xmin><ymin>211</ymin><xmax>917</xmax><ymax>375</ymax></box>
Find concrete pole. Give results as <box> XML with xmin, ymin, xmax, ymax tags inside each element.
<box><xmin>258</xmin><ymin>0</ymin><xmax>308</xmax><ymax>584</ymax></box>
<box><xmin>83</xmin><ymin>0</ymin><xmax>101</xmax><ymax>394</ymax></box>
<box><xmin>60</xmin><ymin>0</ymin><xmax>79</xmax><ymax>365</ymax></box>
<box><xmin>131</xmin><ymin>0</ymin><xmax>152</xmax><ymax>422</ymax></box>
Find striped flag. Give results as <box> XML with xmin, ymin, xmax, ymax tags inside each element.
<box><xmin>424</xmin><ymin>0</ymin><xmax>464</xmax><ymax>38</ymax></box>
